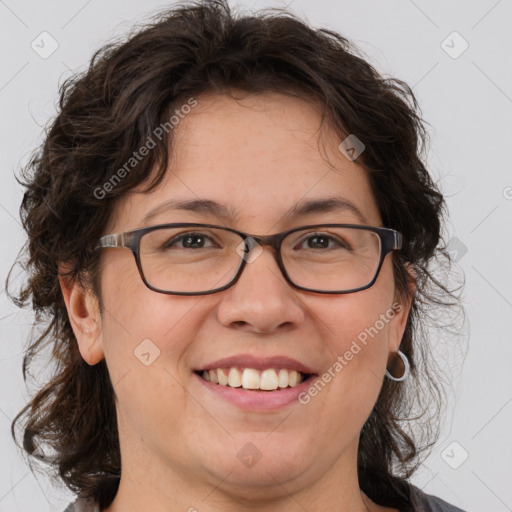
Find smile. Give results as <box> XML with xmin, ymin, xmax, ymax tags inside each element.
<box><xmin>195</xmin><ymin>367</ymin><xmax>311</xmax><ymax>391</ymax></box>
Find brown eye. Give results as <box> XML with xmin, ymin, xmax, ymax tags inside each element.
<box><xmin>163</xmin><ymin>232</ymin><xmax>215</xmax><ymax>249</ymax></box>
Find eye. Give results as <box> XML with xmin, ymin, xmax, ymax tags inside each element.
<box><xmin>296</xmin><ymin>232</ymin><xmax>351</xmax><ymax>251</ymax></box>
<box><xmin>163</xmin><ymin>232</ymin><xmax>218</xmax><ymax>249</ymax></box>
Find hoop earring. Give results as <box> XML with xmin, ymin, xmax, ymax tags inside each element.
<box><xmin>385</xmin><ymin>349</ymin><xmax>410</xmax><ymax>382</ymax></box>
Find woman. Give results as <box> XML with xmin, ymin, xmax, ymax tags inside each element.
<box><xmin>9</xmin><ymin>1</ymin><xmax>465</xmax><ymax>511</ymax></box>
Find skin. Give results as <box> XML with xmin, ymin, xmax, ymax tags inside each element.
<box><xmin>60</xmin><ymin>91</ymin><xmax>413</xmax><ymax>512</ymax></box>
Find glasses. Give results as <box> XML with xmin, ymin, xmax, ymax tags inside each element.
<box><xmin>95</xmin><ymin>223</ymin><xmax>402</xmax><ymax>295</ymax></box>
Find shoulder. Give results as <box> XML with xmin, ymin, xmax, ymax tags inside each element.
<box><xmin>407</xmin><ymin>483</ymin><xmax>466</xmax><ymax>512</ymax></box>
<box><xmin>62</xmin><ymin>494</ymin><xmax>101</xmax><ymax>512</ymax></box>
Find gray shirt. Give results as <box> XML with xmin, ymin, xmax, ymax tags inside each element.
<box><xmin>63</xmin><ymin>485</ymin><xmax>466</xmax><ymax>512</ymax></box>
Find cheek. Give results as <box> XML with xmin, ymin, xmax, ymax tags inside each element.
<box><xmin>98</xmin><ymin>288</ymin><xmax>205</xmax><ymax>453</ymax></box>
<box><xmin>318</xmin><ymin>268</ymin><xmax>396</xmax><ymax>366</ymax></box>
<box><xmin>98</xmin><ymin>256</ymin><xmax>206</xmax><ymax>412</ymax></box>
<box><xmin>308</xmin><ymin>264</ymin><xmax>397</xmax><ymax>416</ymax></box>
<box><xmin>100</xmin><ymin>251</ymin><xmax>200</xmax><ymax>354</ymax></box>
<box><xmin>321</xmin><ymin>295</ymin><xmax>391</xmax><ymax>391</ymax></box>
<box><xmin>100</xmin><ymin>291</ymin><xmax>204</xmax><ymax>375</ymax></box>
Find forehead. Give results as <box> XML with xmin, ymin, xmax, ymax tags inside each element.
<box><xmin>107</xmin><ymin>91</ymin><xmax>382</xmax><ymax>233</ymax></box>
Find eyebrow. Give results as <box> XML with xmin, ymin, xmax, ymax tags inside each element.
<box><xmin>141</xmin><ymin>196</ymin><xmax>368</xmax><ymax>226</ymax></box>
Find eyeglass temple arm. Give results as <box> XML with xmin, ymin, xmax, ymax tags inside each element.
<box><xmin>381</xmin><ymin>229</ymin><xmax>402</xmax><ymax>254</ymax></box>
<box><xmin>393</xmin><ymin>231</ymin><xmax>403</xmax><ymax>250</ymax></box>
<box><xmin>95</xmin><ymin>233</ymin><xmax>127</xmax><ymax>250</ymax></box>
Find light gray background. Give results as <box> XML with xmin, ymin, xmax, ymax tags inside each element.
<box><xmin>1</xmin><ymin>1</ymin><xmax>511</xmax><ymax>511</ymax></box>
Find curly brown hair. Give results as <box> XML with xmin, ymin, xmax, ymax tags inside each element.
<box><xmin>7</xmin><ymin>1</ymin><xmax>463</xmax><ymax>510</ymax></box>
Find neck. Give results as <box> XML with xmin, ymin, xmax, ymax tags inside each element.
<box><xmin>103</xmin><ymin>435</ymin><xmax>383</xmax><ymax>512</ymax></box>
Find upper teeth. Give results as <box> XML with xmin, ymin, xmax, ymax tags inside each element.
<box><xmin>201</xmin><ymin>368</ymin><xmax>305</xmax><ymax>390</ymax></box>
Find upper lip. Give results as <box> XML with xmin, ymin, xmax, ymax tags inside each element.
<box><xmin>195</xmin><ymin>355</ymin><xmax>318</xmax><ymax>375</ymax></box>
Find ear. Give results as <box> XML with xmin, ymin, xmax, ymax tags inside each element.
<box><xmin>58</xmin><ymin>264</ymin><xmax>104</xmax><ymax>365</ymax></box>
<box><xmin>387</xmin><ymin>263</ymin><xmax>416</xmax><ymax>354</ymax></box>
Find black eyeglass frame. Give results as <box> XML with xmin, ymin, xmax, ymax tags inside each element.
<box><xmin>95</xmin><ymin>222</ymin><xmax>402</xmax><ymax>296</ymax></box>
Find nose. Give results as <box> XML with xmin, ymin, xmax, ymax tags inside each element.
<box><xmin>216</xmin><ymin>244</ymin><xmax>305</xmax><ymax>333</ymax></box>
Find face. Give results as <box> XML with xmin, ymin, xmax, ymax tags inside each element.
<box><xmin>63</xmin><ymin>91</ymin><xmax>410</xmax><ymax>506</ymax></box>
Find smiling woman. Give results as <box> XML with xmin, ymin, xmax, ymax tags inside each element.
<box><xmin>8</xmin><ymin>1</ymin><xmax>465</xmax><ymax>512</ymax></box>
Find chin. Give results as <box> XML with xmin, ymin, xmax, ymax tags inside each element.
<box><xmin>202</xmin><ymin>436</ymin><xmax>309</xmax><ymax>489</ymax></box>
<box><xmin>210</xmin><ymin>461</ymin><xmax>308</xmax><ymax>503</ymax></box>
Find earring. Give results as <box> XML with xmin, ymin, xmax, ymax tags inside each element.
<box><xmin>385</xmin><ymin>349</ymin><xmax>410</xmax><ymax>382</ymax></box>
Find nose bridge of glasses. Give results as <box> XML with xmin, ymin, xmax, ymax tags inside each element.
<box><xmin>243</xmin><ymin>232</ymin><xmax>282</xmax><ymax>253</ymax></box>
<box><xmin>232</xmin><ymin>233</ymin><xmax>285</xmax><ymax>277</ymax></box>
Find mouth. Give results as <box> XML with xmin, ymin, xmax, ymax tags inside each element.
<box><xmin>193</xmin><ymin>367</ymin><xmax>316</xmax><ymax>392</ymax></box>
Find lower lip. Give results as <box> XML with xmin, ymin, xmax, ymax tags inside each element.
<box><xmin>194</xmin><ymin>373</ymin><xmax>318</xmax><ymax>411</ymax></box>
